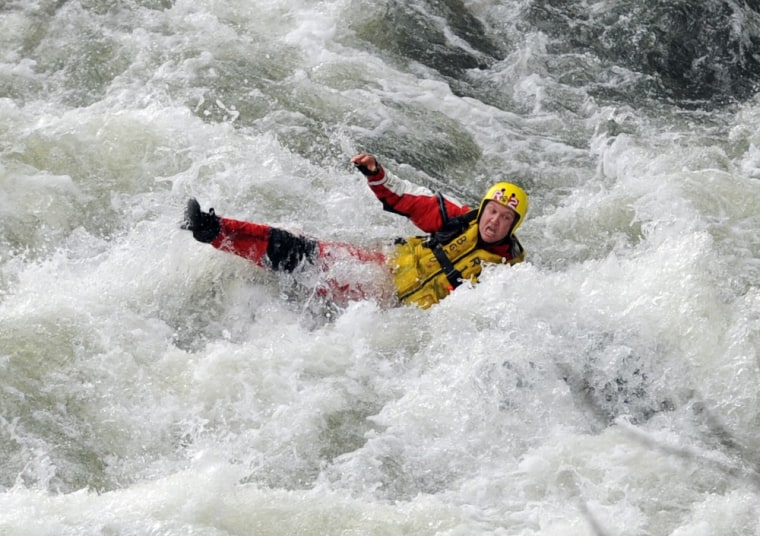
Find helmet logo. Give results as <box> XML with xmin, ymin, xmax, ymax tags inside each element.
<box><xmin>491</xmin><ymin>189</ymin><xmax>519</xmax><ymax>209</ymax></box>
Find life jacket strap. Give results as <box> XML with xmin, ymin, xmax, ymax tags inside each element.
<box><xmin>431</xmin><ymin>243</ymin><xmax>462</xmax><ymax>289</ymax></box>
<box><xmin>436</xmin><ymin>191</ymin><xmax>449</xmax><ymax>225</ymax></box>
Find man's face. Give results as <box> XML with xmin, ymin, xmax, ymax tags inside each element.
<box><xmin>478</xmin><ymin>201</ymin><xmax>516</xmax><ymax>243</ymax></box>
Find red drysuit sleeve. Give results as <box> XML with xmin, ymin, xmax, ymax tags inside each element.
<box><xmin>364</xmin><ymin>167</ymin><xmax>472</xmax><ymax>233</ymax></box>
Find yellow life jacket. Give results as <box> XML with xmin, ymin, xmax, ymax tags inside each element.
<box><xmin>391</xmin><ymin>220</ymin><xmax>524</xmax><ymax>309</ymax></box>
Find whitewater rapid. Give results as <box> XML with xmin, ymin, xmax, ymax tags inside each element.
<box><xmin>2</xmin><ymin>1</ymin><xmax>760</xmax><ymax>535</ymax></box>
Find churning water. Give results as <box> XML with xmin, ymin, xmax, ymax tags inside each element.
<box><xmin>3</xmin><ymin>1</ymin><xmax>760</xmax><ymax>534</ymax></box>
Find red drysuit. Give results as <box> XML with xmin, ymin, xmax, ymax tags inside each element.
<box><xmin>209</xmin><ymin>166</ymin><xmax>518</xmax><ymax>306</ymax></box>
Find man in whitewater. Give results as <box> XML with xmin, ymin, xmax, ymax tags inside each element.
<box><xmin>181</xmin><ymin>153</ymin><xmax>528</xmax><ymax>309</ymax></box>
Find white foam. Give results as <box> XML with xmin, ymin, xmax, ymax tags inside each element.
<box><xmin>2</xmin><ymin>1</ymin><xmax>760</xmax><ymax>534</ymax></box>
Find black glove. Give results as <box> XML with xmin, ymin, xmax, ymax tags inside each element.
<box><xmin>182</xmin><ymin>197</ymin><xmax>220</xmax><ymax>243</ymax></box>
<box><xmin>354</xmin><ymin>158</ymin><xmax>381</xmax><ymax>176</ymax></box>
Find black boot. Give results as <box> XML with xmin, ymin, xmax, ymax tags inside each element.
<box><xmin>182</xmin><ymin>198</ymin><xmax>220</xmax><ymax>243</ymax></box>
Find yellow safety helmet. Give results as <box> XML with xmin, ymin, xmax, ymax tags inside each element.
<box><xmin>477</xmin><ymin>182</ymin><xmax>529</xmax><ymax>235</ymax></box>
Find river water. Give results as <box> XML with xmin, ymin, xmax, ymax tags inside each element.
<box><xmin>2</xmin><ymin>1</ymin><xmax>760</xmax><ymax>534</ymax></box>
